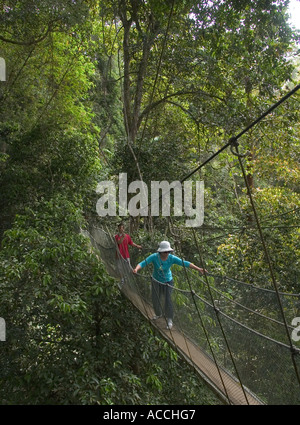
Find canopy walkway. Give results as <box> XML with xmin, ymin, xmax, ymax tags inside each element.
<box><xmin>84</xmin><ymin>84</ymin><xmax>300</xmax><ymax>405</ymax></box>
<box><xmin>83</xmin><ymin>226</ymin><xmax>300</xmax><ymax>405</ymax></box>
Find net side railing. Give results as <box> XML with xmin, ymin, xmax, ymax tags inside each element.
<box><xmin>83</xmin><ymin>226</ymin><xmax>300</xmax><ymax>405</ymax></box>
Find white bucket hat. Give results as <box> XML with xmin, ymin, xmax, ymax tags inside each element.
<box><xmin>157</xmin><ymin>241</ymin><xmax>174</xmax><ymax>253</ymax></box>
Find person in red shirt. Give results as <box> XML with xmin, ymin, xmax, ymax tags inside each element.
<box><xmin>115</xmin><ymin>223</ymin><xmax>142</xmax><ymax>282</ymax></box>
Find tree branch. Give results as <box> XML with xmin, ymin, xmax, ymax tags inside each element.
<box><xmin>138</xmin><ymin>89</ymin><xmax>226</xmax><ymax>127</ymax></box>
<box><xmin>0</xmin><ymin>25</ymin><xmax>54</xmax><ymax>46</ymax></box>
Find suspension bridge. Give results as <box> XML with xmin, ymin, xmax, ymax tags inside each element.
<box><xmin>84</xmin><ymin>84</ymin><xmax>300</xmax><ymax>405</ymax></box>
<box><xmin>82</xmin><ymin>225</ymin><xmax>300</xmax><ymax>406</ymax></box>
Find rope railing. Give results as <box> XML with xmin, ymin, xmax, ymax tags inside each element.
<box><xmin>84</xmin><ymin>85</ymin><xmax>300</xmax><ymax>405</ymax></box>
<box><xmin>205</xmin><ymin>282</ymin><xmax>296</xmax><ymax>332</ymax></box>
<box><xmin>83</xmin><ymin>226</ymin><xmax>300</xmax><ymax>405</ymax></box>
<box><xmin>208</xmin><ymin>273</ymin><xmax>300</xmax><ymax>298</ymax></box>
<box><xmin>86</xmin><ymin>226</ymin><xmax>299</xmax><ymax>342</ymax></box>
<box><xmin>170</xmin><ymin>269</ymin><xmax>298</xmax><ymax>341</ymax></box>
<box><xmin>232</xmin><ymin>141</ymin><xmax>300</xmax><ymax>387</ymax></box>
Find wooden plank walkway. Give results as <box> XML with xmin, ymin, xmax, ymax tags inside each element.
<box><xmin>121</xmin><ymin>283</ymin><xmax>263</xmax><ymax>406</ymax></box>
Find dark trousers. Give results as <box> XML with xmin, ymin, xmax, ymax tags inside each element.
<box><xmin>151</xmin><ymin>278</ymin><xmax>174</xmax><ymax>320</ymax></box>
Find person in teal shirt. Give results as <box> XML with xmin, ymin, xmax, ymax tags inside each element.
<box><xmin>133</xmin><ymin>241</ymin><xmax>206</xmax><ymax>330</ymax></box>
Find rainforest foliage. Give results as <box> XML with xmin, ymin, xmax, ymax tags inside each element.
<box><xmin>0</xmin><ymin>0</ymin><xmax>299</xmax><ymax>405</ymax></box>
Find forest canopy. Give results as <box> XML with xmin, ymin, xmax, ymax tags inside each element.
<box><xmin>0</xmin><ymin>0</ymin><xmax>299</xmax><ymax>405</ymax></box>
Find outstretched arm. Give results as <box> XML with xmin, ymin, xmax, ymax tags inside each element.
<box><xmin>132</xmin><ymin>242</ymin><xmax>142</xmax><ymax>249</ymax></box>
<box><xmin>189</xmin><ymin>263</ymin><xmax>207</xmax><ymax>275</ymax></box>
<box><xmin>133</xmin><ymin>264</ymin><xmax>142</xmax><ymax>274</ymax></box>
<box><xmin>133</xmin><ymin>254</ymin><xmax>154</xmax><ymax>274</ymax></box>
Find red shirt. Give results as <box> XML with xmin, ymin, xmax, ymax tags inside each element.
<box><xmin>115</xmin><ymin>233</ymin><xmax>133</xmax><ymax>259</ymax></box>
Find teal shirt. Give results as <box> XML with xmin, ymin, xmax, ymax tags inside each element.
<box><xmin>139</xmin><ymin>253</ymin><xmax>190</xmax><ymax>283</ymax></box>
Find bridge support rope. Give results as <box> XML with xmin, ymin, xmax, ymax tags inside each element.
<box><xmin>232</xmin><ymin>142</ymin><xmax>300</xmax><ymax>387</ymax></box>
<box><xmin>84</xmin><ymin>83</ymin><xmax>300</xmax><ymax>405</ymax></box>
<box><xmin>84</xmin><ymin>227</ymin><xmax>267</xmax><ymax>405</ymax></box>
